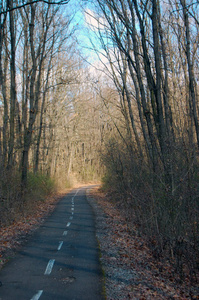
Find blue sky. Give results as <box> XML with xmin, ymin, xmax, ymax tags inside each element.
<box><xmin>66</xmin><ymin>0</ymin><xmax>102</xmax><ymax>64</ymax></box>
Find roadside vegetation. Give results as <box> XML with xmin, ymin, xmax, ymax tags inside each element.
<box><xmin>0</xmin><ymin>1</ymin><xmax>104</xmax><ymax>228</ymax></box>
<box><xmin>0</xmin><ymin>170</ymin><xmax>58</xmax><ymax>227</ymax></box>
<box><xmin>90</xmin><ymin>0</ymin><xmax>199</xmax><ymax>284</ymax></box>
<box><xmin>0</xmin><ymin>0</ymin><xmax>199</xmax><ymax>292</ymax></box>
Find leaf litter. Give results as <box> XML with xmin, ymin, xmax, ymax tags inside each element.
<box><xmin>0</xmin><ymin>186</ymin><xmax>199</xmax><ymax>299</ymax></box>
<box><xmin>87</xmin><ymin>187</ymin><xmax>199</xmax><ymax>300</ymax></box>
<box><xmin>0</xmin><ymin>190</ymin><xmax>69</xmax><ymax>269</ymax></box>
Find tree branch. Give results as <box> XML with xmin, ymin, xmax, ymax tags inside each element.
<box><xmin>0</xmin><ymin>0</ymin><xmax>70</xmax><ymax>15</ymax></box>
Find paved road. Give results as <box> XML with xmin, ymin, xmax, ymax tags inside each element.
<box><xmin>0</xmin><ymin>187</ymin><xmax>105</xmax><ymax>300</ymax></box>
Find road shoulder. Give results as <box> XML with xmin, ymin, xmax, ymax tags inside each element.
<box><xmin>87</xmin><ymin>187</ymin><xmax>199</xmax><ymax>300</ymax></box>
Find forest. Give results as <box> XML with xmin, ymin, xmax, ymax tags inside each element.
<box><xmin>0</xmin><ymin>0</ymin><xmax>199</xmax><ymax>283</ymax></box>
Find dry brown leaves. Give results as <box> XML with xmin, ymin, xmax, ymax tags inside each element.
<box><xmin>0</xmin><ymin>190</ymin><xmax>69</xmax><ymax>269</ymax></box>
<box><xmin>1</xmin><ymin>186</ymin><xmax>199</xmax><ymax>299</ymax></box>
<box><xmin>89</xmin><ymin>188</ymin><xmax>199</xmax><ymax>300</ymax></box>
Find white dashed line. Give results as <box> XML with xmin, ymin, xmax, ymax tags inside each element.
<box><xmin>44</xmin><ymin>259</ymin><xmax>55</xmax><ymax>275</ymax></box>
<box><xmin>30</xmin><ymin>290</ymin><xmax>43</xmax><ymax>300</ymax></box>
<box><xmin>71</xmin><ymin>189</ymin><xmax>78</xmax><ymax>208</ymax></box>
<box><xmin>31</xmin><ymin>189</ymin><xmax>80</xmax><ymax>299</ymax></box>
<box><xmin>74</xmin><ymin>189</ymin><xmax>79</xmax><ymax>196</ymax></box>
<box><xmin>57</xmin><ymin>241</ymin><xmax>63</xmax><ymax>251</ymax></box>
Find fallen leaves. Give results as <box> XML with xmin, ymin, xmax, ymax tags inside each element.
<box><xmin>0</xmin><ymin>189</ymin><xmax>69</xmax><ymax>270</ymax></box>
<box><xmin>89</xmin><ymin>187</ymin><xmax>199</xmax><ymax>300</ymax></box>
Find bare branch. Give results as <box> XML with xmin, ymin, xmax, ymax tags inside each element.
<box><xmin>0</xmin><ymin>0</ymin><xmax>70</xmax><ymax>15</ymax></box>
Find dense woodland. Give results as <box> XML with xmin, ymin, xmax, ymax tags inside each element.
<box><xmin>0</xmin><ymin>0</ymin><xmax>199</xmax><ymax>281</ymax></box>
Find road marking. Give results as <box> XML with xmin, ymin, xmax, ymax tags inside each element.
<box><xmin>44</xmin><ymin>259</ymin><xmax>55</xmax><ymax>275</ymax></box>
<box><xmin>66</xmin><ymin>222</ymin><xmax>71</xmax><ymax>227</ymax></box>
<box><xmin>30</xmin><ymin>290</ymin><xmax>43</xmax><ymax>300</ymax></box>
<box><xmin>71</xmin><ymin>189</ymin><xmax>78</xmax><ymax>205</ymax></box>
<box><xmin>57</xmin><ymin>241</ymin><xmax>63</xmax><ymax>251</ymax></box>
<box><xmin>74</xmin><ymin>189</ymin><xmax>79</xmax><ymax>196</ymax></box>
<box><xmin>69</xmin><ymin>216</ymin><xmax>73</xmax><ymax>220</ymax></box>
<box><xmin>71</xmin><ymin>207</ymin><xmax>74</xmax><ymax>211</ymax></box>
<box><xmin>72</xmin><ymin>211</ymin><xmax>74</xmax><ymax>215</ymax></box>
<box><xmin>63</xmin><ymin>230</ymin><xmax>68</xmax><ymax>236</ymax></box>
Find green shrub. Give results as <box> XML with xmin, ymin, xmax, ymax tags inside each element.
<box><xmin>27</xmin><ymin>172</ymin><xmax>57</xmax><ymax>200</ymax></box>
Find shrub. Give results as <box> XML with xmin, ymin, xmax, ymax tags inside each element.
<box><xmin>101</xmin><ymin>136</ymin><xmax>199</xmax><ymax>279</ymax></box>
<box><xmin>27</xmin><ymin>172</ymin><xmax>56</xmax><ymax>200</ymax></box>
<box><xmin>0</xmin><ymin>170</ymin><xmax>57</xmax><ymax>228</ymax></box>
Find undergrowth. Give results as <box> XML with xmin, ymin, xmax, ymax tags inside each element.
<box><xmin>101</xmin><ymin>137</ymin><xmax>199</xmax><ymax>283</ymax></box>
<box><xmin>0</xmin><ymin>170</ymin><xmax>70</xmax><ymax>228</ymax></box>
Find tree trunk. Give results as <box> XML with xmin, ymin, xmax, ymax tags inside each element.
<box><xmin>0</xmin><ymin>7</ymin><xmax>8</xmax><ymax>168</ymax></box>
<box><xmin>7</xmin><ymin>0</ymin><xmax>17</xmax><ymax>168</ymax></box>
<box><xmin>180</xmin><ymin>0</ymin><xmax>199</xmax><ymax>148</ymax></box>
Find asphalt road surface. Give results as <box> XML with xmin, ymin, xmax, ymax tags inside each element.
<box><xmin>0</xmin><ymin>187</ymin><xmax>105</xmax><ymax>300</ymax></box>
